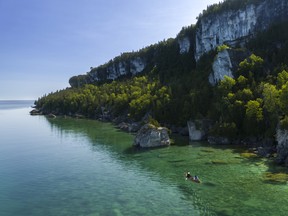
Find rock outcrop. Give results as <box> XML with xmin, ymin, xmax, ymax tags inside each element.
<box><xmin>187</xmin><ymin>120</ymin><xmax>211</xmax><ymax>141</ymax></box>
<box><xmin>30</xmin><ymin>109</ymin><xmax>42</xmax><ymax>115</ymax></box>
<box><xmin>209</xmin><ymin>48</ymin><xmax>250</xmax><ymax>85</ymax></box>
<box><xmin>209</xmin><ymin>49</ymin><xmax>234</xmax><ymax>85</ymax></box>
<box><xmin>69</xmin><ymin>0</ymin><xmax>288</xmax><ymax>87</ymax></box>
<box><xmin>276</xmin><ymin>129</ymin><xmax>288</xmax><ymax>166</ymax></box>
<box><xmin>195</xmin><ymin>0</ymin><xmax>288</xmax><ymax>61</ymax></box>
<box><xmin>178</xmin><ymin>36</ymin><xmax>191</xmax><ymax>54</ymax></box>
<box><xmin>90</xmin><ymin>57</ymin><xmax>147</xmax><ymax>82</ymax></box>
<box><xmin>188</xmin><ymin>121</ymin><xmax>205</xmax><ymax>141</ymax></box>
<box><xmin>134</xmin><ymin>124</ymin><xmax>170</xmax><ymax>148</ymax></box>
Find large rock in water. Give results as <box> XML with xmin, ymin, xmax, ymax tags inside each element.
<box><xmin>187</xmin><ymin>121</ymin><xmax>205</xmax><ymax>141</ymax></box>
<box><xmin>187</xmin><ymin>120</ymin><xmax>212</xmax><ymax>141</ymax></box>
<box><xmin>134</xmin><ymin>124</ymin><xmax>170</xmax><ymax>148</ymax></box>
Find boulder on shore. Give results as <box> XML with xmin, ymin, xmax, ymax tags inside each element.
<box><xmin>30</xmin><ymin>109</ymin><xmax>42</xmax><ymax>115</ymax></box>
<box><xmin>133</xmin><ymin>124</ymin><xmax>170</xmax><ymax>148</ymax></box>
<box><xmin>187</xmin><ymin>120</ymin><xmax>212</xmax><ymax>141</ymax></box>
<box><xmin>276</xmin><ymin>129</ymin><xmax>288</xmax><ymax>166</ymax></box>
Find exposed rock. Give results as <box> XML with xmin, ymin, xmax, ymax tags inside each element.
<box><xmin>103</xmin><ymin>57</ymin><xmax>146</xmax><ymax>79</ymax></box>
<box><xmin>130</xmin><ymin>57</ymin><xmax>146</xmax><ymax>75</ymax></box>
<box><xmin>187</xmin><ymin>120</ymin><xmax>212</xmax><ymax>141</ymax></box>
<box><xmin>209</xmin><ymin>49</ymin><xmax>233</xmax><ymax>85</ymax></box>
<box><xmin>118</xmin><ymin>122</ymin><xmax>141</xmax><ymax>133</ymax></box>
<box><xmin>195</xmin><ymin>0</ymin><xmax>288</xmax><ymax>61</ymax></box>
<box><xmin>178</xmin><ymin>36</ymin><xmax>190</xmax><ymax>54</ymax></box>
<box><xmin>276</xmin><ymin>129</ymin><xmax>288</xmax><ymax>166</ymax></box>
<box><xmin>133</xmin><ymin>124</ymin><xmax>170</xmax><ymax>148</ymax></box>
<box><xmin>188</xmin><ymin>121</ymin><xmax>205</xmax><ymax>141</ymax></box>
<box><xmin>30</xmin><ymin>109</ymin><xmax>42</xmax><ymax>115</ymax></box>
<box><xmin>209</xmin><ymin>49</ymin><xmax>250</xmax><ymax>85</ymax></box>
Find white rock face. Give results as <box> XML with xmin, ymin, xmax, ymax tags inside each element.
<box><xmin>195</xmin><ymin>0</ymin><xmax>288</xmax><ymax>61</ymax></box>
<box><xmin>209</xmin><ymin>49</ymin><xmax>233</xmax><ymax>85</ymax></box>
<box><xmin>276</xmin><ymin>129</ymin><xmax>288</xmax><ymax>165</ymax></box>
<box><xmin>130</xmin><ymin>57</ymin><xmax>146</xmax><ymax>75</ymax></box>
<box><xmin>196</xmin><ymin>4</ymin><xmax>257</xmax><ymax>61</ymax></box>
<box><xmin>178</xmin><ymin>37</ymin><xmax>190</xmax><ymax>54</ymax></box>
<box><xmin>118</xmin><ymin>62</ymin><xmax>127</xmax><ymax>76</ymax></box>
<box><xmin>90</xmin><ymin>57</ymin><xmax>146</xmax><ymax>81</ymax></box>
<box><xmin>134</xmin><ymin>124</ymin><xmax>170</xmax><ymax>148</ymax></box>
<box><xmin>187</xmin><ymin>121</ymin><xmax>204</xmax><ymax>141</ymax></box>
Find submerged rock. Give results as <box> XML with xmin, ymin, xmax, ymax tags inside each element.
<box><xmin>133</xmin><ymin>124</ymin><xmax>170</xmax><ymax>148</ymax></box>
<box><xmin>240</xmin><ymin>152</ymin><xmax>258</xmax><ymax>159</ymax></box>
<box><xmin>264</xmin><ymin>172</ymin><xmax>288</xmax><ymax>184</ymax></box>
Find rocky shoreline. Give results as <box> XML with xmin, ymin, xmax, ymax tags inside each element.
<box><xmin>30</xmin><ymin>108</ymin><xmax>288</xmax><ymax>166</ymax></box>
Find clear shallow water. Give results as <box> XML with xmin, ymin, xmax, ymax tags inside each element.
<box><xmin>0</xmin><ymin>101</ymin><xmax>288</xmax><ymax>216</ymax></box>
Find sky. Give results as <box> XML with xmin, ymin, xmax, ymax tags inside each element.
<box><xmin>0</xmin><ymin>0</ymin><xmax>220</xmax><ymax>100</ymax></box>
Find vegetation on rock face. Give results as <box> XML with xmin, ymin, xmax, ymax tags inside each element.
<box><xmin>35</xmin><ymin>2</ymin><xmax>288</xmax><ymax>143</ymax></box>
<box><xmin>197</xmin><ymin>0</ymin><xmax>262</xmax><ymax>20</ymax></box>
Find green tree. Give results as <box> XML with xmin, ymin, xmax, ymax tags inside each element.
<box><xmin>262</xmin><ymin>83</ymin><xmax>280</xmax><ymax>113</ymax></box>
<box><xmin>277</xmin><ymin>70</ymin><xmax>288</xmax><ymax>88</ymax></box>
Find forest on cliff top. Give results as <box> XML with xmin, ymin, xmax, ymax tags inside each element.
<box><xmin>35</xmin><ymin>1</ymin><xmax>288</xmax><ymax>141</ymax></box>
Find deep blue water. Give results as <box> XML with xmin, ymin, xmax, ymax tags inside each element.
<box><xmin>0</xmin><ymin>101</ymin><xmax>288</xmax><ymax>216</ymax></box>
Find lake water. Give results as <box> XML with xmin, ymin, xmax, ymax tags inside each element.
<box><xmin>0</xmin><ymin>100</ymin><xmax>288</xmax><ymax>216</ymax></box>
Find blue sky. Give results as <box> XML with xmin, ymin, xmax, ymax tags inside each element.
<box><xmin>0</xmin><ymin>0</ymin><xmax>220</xmax><ymax>100</ymax></box>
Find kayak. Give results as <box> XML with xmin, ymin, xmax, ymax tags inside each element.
<box><xmin>191</xmin><ymin>178</ymin><xmax>201</xmax><ymax>183</ymax></box>
<box><xmin>188</xmin><ymin>177</ymin><xmax>201</xmax><ymax>183</ymax></box>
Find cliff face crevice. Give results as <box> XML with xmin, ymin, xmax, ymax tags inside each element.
<box><xmin>195</xmin><ymin>0</ymin><xmax>288</xmax><ymax>61</ymax></box>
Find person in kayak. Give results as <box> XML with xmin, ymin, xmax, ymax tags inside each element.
<box><xmin>193</xmin><ymin>175</ymin><xmax>200</xmax><ymax>182</ymax></box>
<box><xmin>185</xmin><ymin>172</ymin><xmax>192</xmax><ymax>180</ymax></box>
<box><xmin>185</xmin><ymin>172</ymin><xmax>201</xmax><ymax>183</ymax></box>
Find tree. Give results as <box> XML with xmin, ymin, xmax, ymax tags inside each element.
<box><xmin>246</xmin><ymin>99</ymin><xmax>263</xmax><ymax>121</ymax></box>
<box><xmin>218</xmin><ymin>76</ymin><xmax>236</xmax><ymax>95</ymax></box>
<box><xmin>277</xmin><ymin>70</ymin><xmax>288</xmax><ymax>88</ymax></box>
<box><xmin>238</xmin><ymin>54</ymin><xmax>264</xmax><ymax>80</ymax></box>
<box><xmin>262</xmin><ymin>83</ymin><xmax>280</xmax><ymax>113</ymax></box>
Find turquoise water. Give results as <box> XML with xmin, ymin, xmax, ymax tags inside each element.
<box><xmin>0</xmin><ymin>101</ymin><xmax>288</xmax><ymax>216</ymax></box>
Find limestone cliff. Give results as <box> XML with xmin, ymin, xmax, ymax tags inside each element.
<box><xmin>209</xmin><ymin>48</ymin><xmax>249</xmax><ymax>85</ymax></box>
<box><xmin>195</xmin><ymin>0</ymin><xmax>288</xmax><ymax>61</ymax></box>
<box><xmin>69</xmin><ymin>33</ymin><xmax>193</xmax><ymax>87</ymax></box>
<box><xmin>89</xmin><ymin>56</ymin><xmax>146</xmax><ymax>82</ymax></box>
